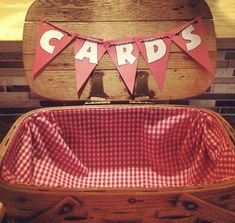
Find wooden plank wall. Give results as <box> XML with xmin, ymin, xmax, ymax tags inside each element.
<box><xmin>22</xmin><ymin>0</ymin><xmax>216</xmax><ymax>101</ymax></box>
<box><xmin>0</xmin><ymin>40</ymin><xmax>235</xmax><ymax>141</ymax></box>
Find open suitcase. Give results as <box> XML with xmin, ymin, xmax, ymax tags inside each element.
<box><xmin>0</xmin><ymin>0</ymin><xmax>235</xmax><ymax>222</ymax></box>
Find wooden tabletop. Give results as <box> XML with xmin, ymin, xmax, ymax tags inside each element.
<box><xmin>0</xmin><ymin>0</ymin><xmax>234</xmax><ymax>48</ymax></box>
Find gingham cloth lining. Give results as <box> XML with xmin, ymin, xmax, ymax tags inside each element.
<box><xmin>1</xmin><ymin>107</ymin><xmax>235</xmax><ymax>188</ymax></box>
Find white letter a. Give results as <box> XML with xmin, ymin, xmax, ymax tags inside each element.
<box><xmin>75</xmin><ymin>41</ymin><xmax>98</xmax><ymax>64</ymax></box>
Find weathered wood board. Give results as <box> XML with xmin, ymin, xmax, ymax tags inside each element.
<box><xmin>23</xmin><ymin>0</ymin><xmax>217</xmax><ymax>101</ymax></box>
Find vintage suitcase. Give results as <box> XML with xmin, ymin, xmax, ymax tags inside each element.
<box><xmin>0</xmin><ymin>0</ymin><xmax>235</xmax><ymax>222</ymax></box>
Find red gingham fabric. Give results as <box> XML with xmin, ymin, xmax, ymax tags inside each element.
<box><xmin>1</xmin><ymin>107</ymin><xmax>235</xmax><ymax>188</ymax></box>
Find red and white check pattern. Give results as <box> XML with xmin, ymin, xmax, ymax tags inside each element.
<box><xmin>1</xmin><ymin>107</ymin><xmax>235</xmax><ymax>188</ymax></box>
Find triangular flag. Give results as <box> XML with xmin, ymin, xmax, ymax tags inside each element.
<box><xmin>105</xmin><ymin>38</ymin><xmax>139</xmax><ymax>94</ymax></box>
<box><xmin>136</xmin><ymin>34</ymin><xmax>172</xmax><ymax>90</ymax></box>
<box><xmin>172</xmin><ymin>17</ymin><xmax>213</xmax><ymax>73</ymax></box>
<box><xmin>74</xmin><ymin>36</ymin><xmax>106</xmax><ymax>92</ymax></box>
<box><xmin>33</xmin><ymin>22</ymin><xmax>74</xmax><ymax>78</ymax></box>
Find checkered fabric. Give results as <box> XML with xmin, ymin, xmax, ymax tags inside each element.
<box><xmin>1</xmin><ymin>107</ymin><xmax>235</xmax><ymax>188</ymax></box>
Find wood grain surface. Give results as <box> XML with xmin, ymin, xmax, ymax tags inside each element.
<box><xmin>1</xmin><ymin>0</ymin><xmax>235</xmax><ymax>41</ymax></box>
<box><xmin>22</xmin><ymin>0</ymin><xmax>217</xmax><ymax>101</ymax></box>
<box><xmin>25</xmin><ymin>0</ymin><xmax>212</xmax><ymax>21</ymax></box>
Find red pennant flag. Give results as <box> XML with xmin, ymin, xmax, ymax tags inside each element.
<box><xmin>172</xmin><ymin>17</ymin><xmax>213</xmax><ymax>73</ymax></box>
<box><xmin>136</xmin><ymin>34</ymin><xmax>172</xmax><ymax>90</ymax></box>
<box><xmin>74</xmin><ymin>36</ymin><xmax>106</xmax><ymax>92</ymax></box>
<box><xmin>33</xmin><ymin>22</ymin><xmax>74</xmax><ymax>78</ymax></box>
<box><xmin>105</xmin><ymin>38</ymin><xmax>139</xmax><ymax>94</ymax></box>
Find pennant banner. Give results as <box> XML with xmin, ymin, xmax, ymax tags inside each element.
<box><xmin>105</xmin><ymin>38</ymin><xmax>139</xmax><ymax>94</ymax></box>
<box><xmin>172</xmin><ymin>17</ymin><xmax>213</xmax><ymax>73</ymax></box>
<box><xmin>136</xmin><ymin>34</ymin><xmax>172</xmax><ymax>90</ymax></box>
<box><xmin>32</xmin><ymin>18</ymin><xmax>213</xmax><ymax>94</ymax></box>
<box><xmin>32</xmin><ymin>22</ymin><xmax>74</xmax><ymax>78</ymax></box>
<box><xmin>74</xmin><ymin>36</ymin><xmax>106</xmax><ymax>92</ymax></box>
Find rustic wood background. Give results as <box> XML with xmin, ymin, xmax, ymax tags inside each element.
<box><xmin>22</xmin><ymin>0</ymin><xmax>216</xmax><ymax>101</ymax></box>
<box><xmin>1</xmin><ymin>0</ymin><xmax>235</xmax><ymax>42</ymax></box>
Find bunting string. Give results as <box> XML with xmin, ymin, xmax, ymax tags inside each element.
<box><xmin>32</xmin><ymin>17</ymin><xmax>213</xmax><ymax>94</ymax></box>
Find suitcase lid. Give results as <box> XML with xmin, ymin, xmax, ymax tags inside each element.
<box><xmin>23</xmin><ymin>0</ymin><xmax>216</xmax><ymax>101</ymax></box>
